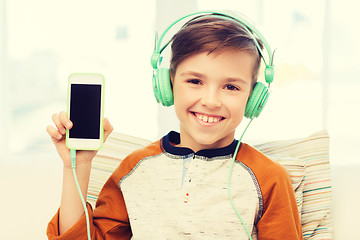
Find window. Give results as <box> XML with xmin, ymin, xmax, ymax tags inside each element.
<box><xmin>2</xmin><ymin>0</ymin><xmax>358</xmax><ymax>165</ymax></box>
<box><xmin>3</xmin><ymin>0</ymin><xmax>157</xmax><ymax>155</ymax></box>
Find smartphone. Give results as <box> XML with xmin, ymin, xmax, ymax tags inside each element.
<box><xmin>66</xmin><ymin>73</ymin><xmax>105</xmax><ymax>150</ymax></box>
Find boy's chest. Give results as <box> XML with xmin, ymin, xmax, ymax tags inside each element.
<box><xmin>120</xmin><ymin>154</ymin><xmax>260</xmax><ymax>239</ymax></box>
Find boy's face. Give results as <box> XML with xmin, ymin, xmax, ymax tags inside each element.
<box><xmin>172</xmin><ymin>50</ymin><xmax>255</xmax><ymax>152</ymax></box>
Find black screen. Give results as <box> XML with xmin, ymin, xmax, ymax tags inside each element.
<box><xmin>69</xmin><ymin>84</ymin><xmax>101</xmax><ymax>139</ymax></box>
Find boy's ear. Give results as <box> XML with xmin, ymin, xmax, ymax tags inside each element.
<box><xmin>248</xmin><ymin>80</ymin><xmax>257</xmax><ymax>97</ymax></box>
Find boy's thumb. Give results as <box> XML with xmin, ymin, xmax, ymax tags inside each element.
<box><xmin>103</xmin><ymin>118</ymin><xmax>114</xmax><ymax>141</ymax></box>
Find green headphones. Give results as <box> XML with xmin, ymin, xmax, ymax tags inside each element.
<box><xmin>151</xmin><ymin>11</ymin><xmax>275</xmax><ymax>119</ymax></box>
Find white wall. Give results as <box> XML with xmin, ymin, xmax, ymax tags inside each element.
<box><xmin>0</xmin><ymin>0</ymin><xmax>10</xmax><ymax>156</ymax></box>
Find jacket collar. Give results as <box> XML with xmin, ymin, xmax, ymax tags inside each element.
<box><xmin>162</xmin><ymin>131</ymin><xmax>240</xmax><ymax>159</ymax></box>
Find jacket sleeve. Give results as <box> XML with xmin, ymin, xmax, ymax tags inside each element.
<box><xmin>46</xmin><ymin>167</ymin><xmax>132</xmax><ymax>240</ymax></box>
<box><xmin>256</xmin><ymin>163</ymin><xmax>303</xmax><ymax>240</ymax></box>
<box><xmin>47</xmin><ymin>140</ymin><xmax>161</xmax><ymax>240</ymax></box>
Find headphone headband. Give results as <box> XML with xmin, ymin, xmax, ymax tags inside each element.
<box><xmin>151</xmin><ymin>10</ymin><xmax>275</xmax><ymax>84</ymax></box>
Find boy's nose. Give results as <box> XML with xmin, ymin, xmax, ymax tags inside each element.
<box><xmin>200</xmin><ymin>89</ymin><xmax>221</xmax><ymax>109</ymax></box>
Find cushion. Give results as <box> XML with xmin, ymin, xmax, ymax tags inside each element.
<box><xmin>253</xmin><ymin>130</ymin><xmax>332</xmax><ymax>239</ymax></box>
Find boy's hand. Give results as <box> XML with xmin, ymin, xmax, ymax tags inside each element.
<box><xmin>46</xmin><ymin>111</ymin><xmax>113</xmax><ymax>168</ymax></box>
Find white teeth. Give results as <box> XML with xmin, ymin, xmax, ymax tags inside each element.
<box><xmin>195</xmin><ymin>113</ymin><xmax>221</xmax><ymax>123</ymax></box>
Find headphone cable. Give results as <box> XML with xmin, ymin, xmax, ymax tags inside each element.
<box><xmin>228</xmin><ymin>118</ymin><xmax>254</xmax><ymax>240</ymax></box>
<box><xmin>70</xmin><ymin>149</ymin><xmax>91</xmax><ymax>240</ymax></box>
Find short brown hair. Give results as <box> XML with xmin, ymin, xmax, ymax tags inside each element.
<box><xmin>170</xmin><ymin>14</ymin><xmax>263</xmax><ymax>85</ymax></box>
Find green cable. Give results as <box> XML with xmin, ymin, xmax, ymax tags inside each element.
<box><xmin>227</xmin><ymin>119</ymin><xmax>254</xmax><ymax>240</ymax></box>
<box><xmin>70</xmin><ymin>149</ymin><xmax>91</xmax><ymax>240</ymax></box>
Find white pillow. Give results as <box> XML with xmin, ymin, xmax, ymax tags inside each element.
<box><xmin>254</xmin><ymin>130</ymin><xmax>332</xmax><ymax>239</ymax></box>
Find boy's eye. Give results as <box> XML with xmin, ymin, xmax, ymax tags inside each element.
<box><xmin>225</xmin><ymin>84</ymin><xmax>240</xmax><ymax>91</ymax></box>
<box><xmin>187</xmin><ymin>79</ymin><xmax>202</xmax><ymax>85</ymax></box>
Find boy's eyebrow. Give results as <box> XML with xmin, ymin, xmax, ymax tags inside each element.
<box><xmin>225</xmin><ymin>77</ymin><xmax>248</xmax><ymax>85</ymax></box>
<box><xmin>180</xmin><ymin>71</ymin><xmax>248</xmax><ymax>84</ymax></box>
<box><xmin>180</xmin><ymin>71</ymin><xmax>205</xmax><ymax>79</ymax></box>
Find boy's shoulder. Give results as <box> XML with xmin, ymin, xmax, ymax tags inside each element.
<box><xmin>237</xmin><ymin>143</ymin><xmax>296</xmax><ymax>204</ymax></box>
<box><xmin>237</xmin><ymin>143</ymin><xmax>289</xmax><ymax>178</ymax></box>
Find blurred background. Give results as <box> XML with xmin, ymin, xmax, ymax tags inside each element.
<box><xmin>0</xmin><ymin>0</ymin><xmax>359</xmax><ymax>239</ymax></box>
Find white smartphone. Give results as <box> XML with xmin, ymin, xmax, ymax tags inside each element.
<box><xmin>66</xmin><ymin>73</ymin><xmax>105</xmax><ymax>150</ymax></box>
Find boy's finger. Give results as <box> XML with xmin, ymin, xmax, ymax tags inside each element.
<box><xmin>52</xmin><ymin>113</ymin><xmax>66</xmax><ymax>135</ymax></box>
<box><xmin>59</xmin><ymin>111</ymin><xmax>72</xmax><ymax>129</ymax></box>
<box><xmin>46</xmin><ymin>125</ymin><xmax>63</xmax><ymax>140</ymax></box>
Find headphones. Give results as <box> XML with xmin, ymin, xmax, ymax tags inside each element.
<box><xmin>151</xmin><ymin>11</ymin><xmax>275</xmax><ymax>119</ymax></box>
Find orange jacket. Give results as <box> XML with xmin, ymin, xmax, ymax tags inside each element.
<box><xmin>47</xmin><ymin>131</ymin><xmax>302</xmax><ymax>239</ymax></box>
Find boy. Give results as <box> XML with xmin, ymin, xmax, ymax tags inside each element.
<box><xmin>46</xmin><ymin>12</ymin><xmax>302</xmax><ymax>239</ymax></box>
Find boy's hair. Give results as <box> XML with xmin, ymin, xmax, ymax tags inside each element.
<box><xmin>170</xmin><ymin>15</ymin><xmax>264</xmax><ymax>86</ymax></box>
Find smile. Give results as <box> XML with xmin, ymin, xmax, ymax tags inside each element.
<box><xmin>192</xmin><ymin>112</ymin><xmax>224</xmax><ymax>123</ymax></box>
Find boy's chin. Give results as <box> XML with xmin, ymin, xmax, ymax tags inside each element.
<box><xmin>179</xmin><ymin>125</ymin><xmax>236</xmax><ymax>151</ymax></box>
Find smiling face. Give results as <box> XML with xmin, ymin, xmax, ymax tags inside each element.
<box><xmin>172</xmin><ymin>49</ymin><xmax>255</xmax><ymax>152</ymax></box>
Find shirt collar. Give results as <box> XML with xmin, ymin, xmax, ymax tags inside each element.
<box><xmin>161</xmin><ymin>131</ymin><xmax>240</xmax><ymax>158</ymax></box>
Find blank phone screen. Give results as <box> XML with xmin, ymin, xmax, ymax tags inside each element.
<box><xmin>69</xmin><ymin>84</ymin><xmax>101</xmax><ymax>139</ymax></box>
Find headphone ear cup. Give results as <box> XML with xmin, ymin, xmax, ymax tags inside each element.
<box><xmin>152</xmin><ymin>69</ymin><xmax>161</xmax><ymax>104</ymax></box>
<box><xmin>156</xmin><ymin>68</ymin><xmax>174</xmax><ymax>106</ymax></box>
<box><xmin>245</xmin><ymin>82</ymin><xmax>270</xmax><ymax>119</ymax></box>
